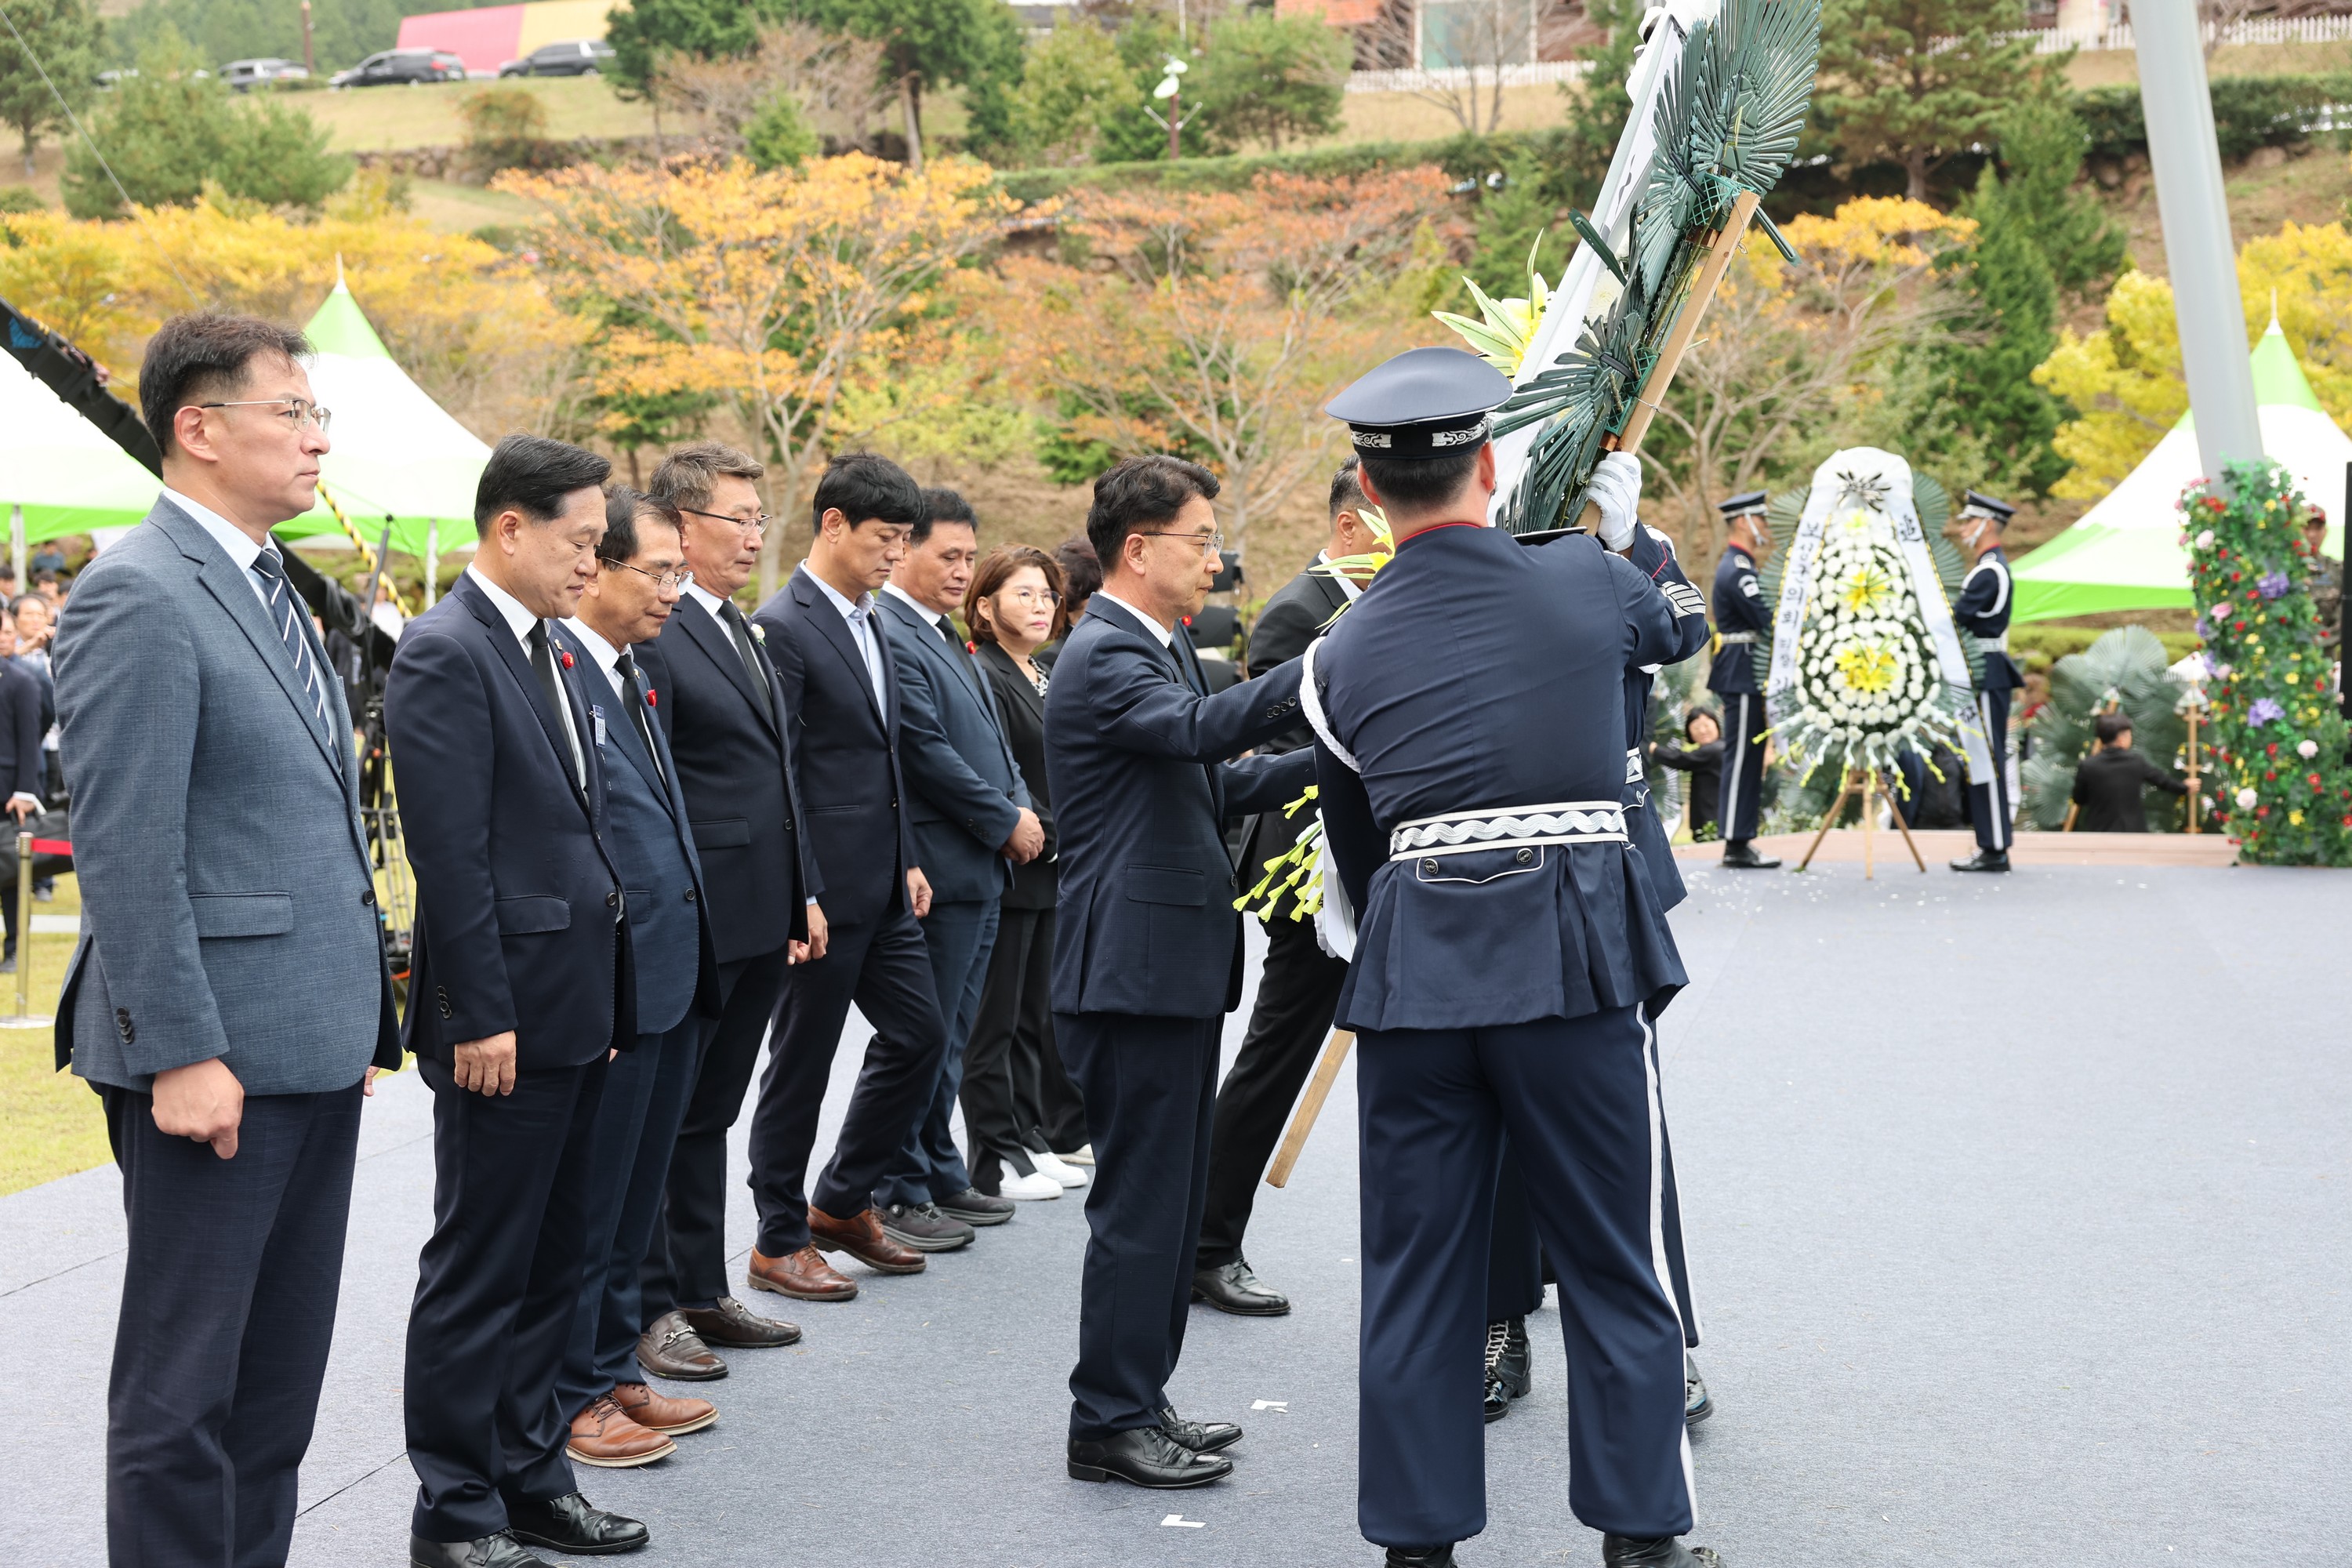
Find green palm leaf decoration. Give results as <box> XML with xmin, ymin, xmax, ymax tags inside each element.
<box><xmin>1479</xmin><ymin>0</ymin><xmax>1821</xmax><ymax>537</ymax></box>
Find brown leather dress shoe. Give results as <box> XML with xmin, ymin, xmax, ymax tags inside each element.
<box><xmin>566</xmin><ymin>1393</ymin><xmax>676</xmax><ymax>1468</ymax></box>
<box><xmin>748</xmin><ymin>1244</ymin><xmax>859</xmax><ymax>1302</ymax></box>
<box><xmin>808</xmin><ymin>1204</ymin><xmax>927</xmax><ymax>1275</ymax></box>
<box><xmin>612</xmin><ymin>1380</ymin><xmax>717</xmax><ymax>1436</ymax></box>
<box><xmin>637</xmin><ymin>1309</ymin><xmax>726</xmax><ymax>1381</ymax></box>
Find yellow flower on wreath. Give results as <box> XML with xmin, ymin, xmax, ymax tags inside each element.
<box><xmin>1838</xmin><ymin>563</ymin><xmax>1896</xmax><ymax>616</ymax></box>
<box><xmin>1834</xmin><ymin>641</ymin><xmax>1900</xmax><ymax>695</ymax></box>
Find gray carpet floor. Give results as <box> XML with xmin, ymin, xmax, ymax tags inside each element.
<box><xmin>4</xmin><ymin>862</ymin><xmax>2347</xmax><ymax>1566</ymax></box>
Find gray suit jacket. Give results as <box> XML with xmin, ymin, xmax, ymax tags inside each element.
<box><xmin>879</xmin><ymin>591</ymin><xmax>1027</xmax><ymax>906</ymax></box>
<box><xmin>53</xmin><ymin>498</ymin><xmax>398</xmax><ymax>1094</ymax></box>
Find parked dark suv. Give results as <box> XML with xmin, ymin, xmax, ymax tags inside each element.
<box><xmin>330</xmin><ymin>49</ymin><xmax>466</xmax><ymax>88</ymax></box>
<box><xmin>497</xmin><ymin>39</ymin><xmax>613</xmax><ymax>78</ymax></box>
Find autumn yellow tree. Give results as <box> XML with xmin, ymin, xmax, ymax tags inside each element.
<box><xmin>2034</xmin><ymin>222</ymin><xmax>2352</xmax><ymax>503</ymax></box>
<box><xmin>502</xmin><ymin>153</ymin><xmax>1015</xmax><ymax>597</ymax></box>
<box><xmin>1641</xmin><ymin>196</ymin><xmax>1974</xmax><ymax>573</ymax></box>
<box><xmin>0</xmin><ymin>177</ymin><xmax>589</xmax><ymax>436</ymax></box>
<box><xmin>996</xmin><ymin>168</ymin><xmax>1460</xmax><ymax>561</ymax></box>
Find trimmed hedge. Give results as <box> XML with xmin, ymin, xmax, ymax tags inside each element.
<box><xmin>2078</xmin><ymin>71</ymin><xmax>2352</xmax><ymax>163</ymax></box>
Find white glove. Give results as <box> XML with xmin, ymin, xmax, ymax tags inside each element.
<box><xmin>1588</xmin><ymin>451</ymin><xmax>1643</xmax><ymax>551</ymax></box>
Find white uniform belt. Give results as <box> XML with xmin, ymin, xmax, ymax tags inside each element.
<box><xmin>1987</xmin><ymin>632</ymin><xmax>2009</xmax><ymax>652</ymax></box>
<box><xmin>1625</xmin><ymin>748</ymin><xmax>1644</xmax><ymax>785</ymax></box>
<box><xmin>1389</xmin><ymin>800</ymin><xmax>1628</xmax><ymax>861</ymax></box>
<box><xmin>1718</xmin><ymin>631</ymin><xmax>1759</xmax><ymax>644</ymax></box>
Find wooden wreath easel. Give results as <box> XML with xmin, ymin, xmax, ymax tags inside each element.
<box><xmin>1795</xmin><ymin>768</ymin><xmax>1926</xmax><ymax>878</ymax></box>
<box><xmin>1265</xmin><ymin>1029</ymin><xmax>1354</xmax><ymax>1189</ymax></box>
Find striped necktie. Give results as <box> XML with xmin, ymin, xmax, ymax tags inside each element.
<box><xmin>245</xmin><ymin>547</ymin><xmax>329</xmax><ymax>727</ymax></box>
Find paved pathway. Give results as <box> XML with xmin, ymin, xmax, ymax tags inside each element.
<box><xmin>4</xmin><ymin>862</ymin><xmax>2346</xmax><ymax>1566</ymax></box>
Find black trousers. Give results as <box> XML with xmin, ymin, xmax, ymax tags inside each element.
<box><xmin>1966</xmin><ymin>685</ymin><xmax>2015</xmax><ymax>853</ymax></box>
<box><xmin>405</xmin><ymin>1055</ymin><xmax>606</xmax><ymax>1544</ymax></box>
<box><xmin>102</xmin><ymin>1081</ymin><xmax>363</xmax><ymax>1568</ymax></box>
<box><xmin>1719</xmin><ymin>689</ymin><xmax>1769</xmax><ymax>843</ymax></box>
<box><xmin>1196</xmin><ymin>910</ymin><xmax>1348</xmax><ymax>1269</ymax></box>
<box><xmin>961</xmin><ymin>903</ymin><xmax>1051</xmax><ymax>1189</ymax></box>
<box><xmin>748</xmin><ymin>905</ymin><xmax>945</xmax><ymax>1255</ymax></box>
<box><xmin>558</xmin><ymin>1012</ymin><xmax>702</xmax><ymax>1421</ymax></box>
<box><xmin>648</xmin><ymin>945</ymin><xmax>792</xmax><ymax>1314</ymax></box>
<box><xmin>1058</xmin><ymin>1010</ymin><xmax>1222</xmax><ymax>1439</ymax></box>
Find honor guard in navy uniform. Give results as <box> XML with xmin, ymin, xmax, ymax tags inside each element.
<box><xmin>1947</xmin><ymin>490</ymin><xmax>2022</xmax><ymax>873</ymax></box>
<box><xmin>1308</xmin><ymin>347</ymin><xmax>1719</xmax><ymax>1568</ymax></box>
<box><xmin>1707</xmin><ymin>492</ymin><xmax>1777</xmax><ymax>867</ymax></box>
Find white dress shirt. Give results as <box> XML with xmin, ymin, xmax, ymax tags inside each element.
<box><xmin>163</xmin><ymin>487</ymin><xmax>277</xmax><ymax>610</ymax></box>
<box><xmin>467</xmin><ymin>565</ymin><xmax>585</xmax><ymax>788</ymax></box>
<box><xmin>802</xmin><ymin>563</ymin><xmax>888</xmax><ymax>712</ymax></box>
<box><xmin>564</xmin><ymin>617</ymin><xmax>661</xmax><ymax>782</ymax></box>
<box><xmin>1091</xmin><ymin>589</ymin><xmax>1174</xmax><ymax>648</ymax></box>
<box><xmin>1316</xmin><ymin>550</ymin><xmax>1366</xmax><ymax>604</ymax></box>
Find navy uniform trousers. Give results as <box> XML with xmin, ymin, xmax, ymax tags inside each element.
<box><xmin>1718</xmin><ymin>690</ymin><xmax>1769</xmax><ymax>844</ymax></box>
<box><xmin>1057</xmin><ymin>1009</ymin><xmax>1223</xmax><ymax>1439</ymax></box>
<box><xmin>558</xmin><ymin>1011</ymin><xmax>702</xmax><ymax>1420</ymax></box>
<box><xmin>102</xmin><ymin>1083</ymin><xmax>364</xmax><ymax>1568</ymax></box>
<box><xmin>1362</xmin><ymin>1007</ymin><xmax>1693</xmax><ymax>1549</ymax></box>
<box><xmin>1966</xmin><ymin>685</ymin><xmax>2014</xmax><ymax>854</ymax></box>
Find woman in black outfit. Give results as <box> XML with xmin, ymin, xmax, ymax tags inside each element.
<box><xmin>959</xmin><ymin>545</ymin><xmax>1093</xmax><ymax>1195</ymax></box>
<box><xmin>1650</xmin><ymin>706</ymin><xmax>1726</xmax><ymax>841</ymax></box>
<box><xmin>2071</xmin><ymin>710</ymin><xmax>2188</xmax><ymax>831</ymax></box>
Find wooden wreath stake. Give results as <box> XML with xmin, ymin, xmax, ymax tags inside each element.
<box><xmin>1577</xmin><ymin>189</ymin><xmax>1766</xmax><ymax>533</ymax></box>
<box><xmin>1795</xmin><ymin>769</ymin><xmax>1860</xmax><ymax>872</ymax></box>
<box><xmin>1860</xmin><ymin>768</ymin><xmax>1875</xmax><ymax>880</ymax></box>
<box><xmin>1881</xmin><ymin>771</ymin><xmax>1926</xmax><ymax>871</ymax></box>
<box><xmin>2183</xmin><ymin>705</ymin><xmax>2201</xmax><ymax>833</ymax></box>
<box><xmin>1265</xmin><ymin>1029</ymin><xmax>1356</xmax><ymax>1189</ymax></box>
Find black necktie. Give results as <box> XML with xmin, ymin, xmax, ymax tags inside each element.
<box><xmin>720</xmin><ymin>601</ymin><xmax>766</xmax><ymax>692</ymax></box>
<box><xmin>528</xmin><ymin>622</ymin><xmax>583</xmax><ymax>787</ymax></box>
<box><xmin>612</xmin><ymin>650</ymin><xmax>662</xmax><ymax>780</ymax></box>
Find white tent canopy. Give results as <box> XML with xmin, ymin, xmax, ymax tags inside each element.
<box><xmin>0</xmin><ymin>350</ymin><xmax>162</xmax><ymax>543</ymax></box>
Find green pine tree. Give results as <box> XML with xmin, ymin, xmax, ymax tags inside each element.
<box><xmin>1816</xmin><ymin>0</ymin><xmax>2037</xmax><ymax>201</ymax></box>
<box><xmin>0</xmin><ymin>0</ymin><xmax>103</xmax><ymax>180</ymax></box>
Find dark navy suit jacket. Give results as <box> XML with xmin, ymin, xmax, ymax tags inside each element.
<box><xmin>1953</xmin><ymin>545</ymin><xmax>2024</xmax><ymax>691</ymax></box>
<box><xmin>386</xmin><ymin>574</ymin><xmax>632</xmax><ymax>1070</ymax></box>
<box><xmin>878</xmin><ymin>589</ymin><xmax>1027</xmax><ymax>906</ymax></box>
<box><xmin>753</xmin><ymin>568</ymin><xmax>917</xmax><ymax>927</ymax></box>
<box><xmin>1044</xmin><ymin>596</ymin><xmax>1313</xmax><ymax>1019</ymax></box>
<box><xmin>0</xmin><ymin>659</ymin><xmax>46</xmax><ymax>803</ymax></box>
<box><xmin>1620</xmin><ymin>525</ymin><xmax>1714</xmax><ymax>910</ymax></box>
<box><xmin>1708</xmin><ymin>544</ymin><xmax>1767</xmax><ymax>696</ymax></box>
<box><xmin>634</xmin><ymin>595</ymin><xmax>815</xmax><ymax>963</ymax></box>
<box><xmin>578</xmin><ymin>637</ymin><xmax>721</xmax><ymax>1036</ymax></box>
<box><xmin>1311</xmin><ymin>526</ymin><xmax>1687</xmax><ymax>1033</ymax></box>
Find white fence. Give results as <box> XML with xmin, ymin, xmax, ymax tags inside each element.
<box><xmin>1345</xmin><ymin>59</ymin><xmax>1590</xmax><ymax>93</ymax></box>
<box><xmin>2010</xmin><ymin>14</ymin><xmax>2352</xmax><ymax>51</ymax></box>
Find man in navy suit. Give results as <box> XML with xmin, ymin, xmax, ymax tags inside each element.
<box><xmin>554</xmin><ymin>489</ymin><xmax>728</xmax><ymax>1469</ymax></box>
<box><xmin>634</xmin><ymin>441</ymin><xmax>819</xmax><ymax>1374</ymax></box>
<box><xmin>873</xmin><ymin>487</ymin><xmax>1040</xmax><ymax>1250</ymax></box>
<box><xmin>748</xmin><ymin>453</ymin><xmax>945</xmax><ymax>1297</ymax></box>
<box><xmin>0</xmin><ymin>615</ymin><xmax>49</xmax><ymax>971</ymax></box>
<box><xmin>1046</xmin><ymin>456</ymin><xmax>1316</xmax><ymax>1490</ymax></box>
<box><xmin>389</xmin><ymin>435</ymin><xmax>650</xmax><ymax>1568</ymax></box>
<box><xmin>57</xmin><ymin>313</ymin><xmax>399</xmax><ymax>1568</ymax></box>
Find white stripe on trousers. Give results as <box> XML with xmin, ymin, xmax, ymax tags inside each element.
<box><xmin>1719</xmin><ymin>693</ymin><xmax>1754</xmax><ymax>840</ymax></box>
<box><xmin>1639</xmin><ymin>1011</ymin><xmax>1699</xmax><ymax>1525</ymax></box>
<box><xmin>1976</xmin><ymin>692</ymin><xmax>2009</xmax><ymax>851</ymax></box>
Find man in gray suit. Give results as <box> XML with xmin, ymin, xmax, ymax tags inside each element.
<box><xmin>872</xmin><ymin>488</ymin><xmax>1042</xmax><ymax>1250</ymax></box>
<box><xmin>55</xmin><ymin>313</ymin><xmax>399</xmax><ymax>1568</ymax></box>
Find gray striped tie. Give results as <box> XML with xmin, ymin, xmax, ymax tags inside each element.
<box><xmin>246</xmin><ymin>547</ymin><xmax>330</xmax><ymax>726</ymax></box>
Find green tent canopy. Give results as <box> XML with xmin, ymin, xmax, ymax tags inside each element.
<box><xmin>274</xmin><ymin>272</ymin><xmax>492</xmax><ymax>561</ymax></box>
<box><xmin>2012</xmin><ymin>316</ymin><xmax>2349</xmax><ymax>623</ymax></box>
<box><xmin>0</xmin><ymin>349</ymin><xmax>161</xmax><ymax>542</ymax></box>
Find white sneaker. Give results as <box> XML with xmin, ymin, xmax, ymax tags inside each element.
<box><xmin>1032</xmin><ymin>1149</ymin><xmax>1087</xmax><ymax>1188</ymax></box>
<box><xmin>1056</xmin><ymin>1144</ymin><xmax>1095</xmax><ymax>1167</ymax></box>
<box><xmin>999</xmin><ymin>1169</ymin><xmax>1062</xmax><ymax>1201</ymax></box>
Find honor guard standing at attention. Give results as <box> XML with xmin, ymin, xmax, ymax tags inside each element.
<box><xmin>1307</xmin><ymin>347</ymin><xmax>1718</xmax><ymax>1568</ymax></box>
<box><xmin>1948</xmin><ymin>490</ymin><xmax>2021</xmax><ymax>872</ymax></box>
<box><xmin>1708</xmin><ymin>492</ymin><xmax>1777</xmax><ymax>868</ymax></box>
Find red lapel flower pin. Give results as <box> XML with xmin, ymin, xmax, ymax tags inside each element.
<box><xmin>645</xmin><ymin>688</ymin><xmax>658</xmax><ymax>707</ymax></box>
<box><xmin>559</xmin><ymin>650</ymin><xmax>575</xmax><ymax>669</ymax></box>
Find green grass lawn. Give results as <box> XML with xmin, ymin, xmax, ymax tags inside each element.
<box><xmin>303</xmin><ymin>74</ymin><xmax>659</xmax><ymax>153</ymax></box>
<box><xmin>0</xmin><ymin>873</ymin><xmax>108</xmax><ymax>1197</ymax></box>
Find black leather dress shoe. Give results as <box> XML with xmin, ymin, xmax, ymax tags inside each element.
<box><xmin>678</xmin><ymin>1294</ymin><xmax>800</xmax><ymax>1349</ymax></box>
<box><xmin>637</xmin><ymin>1310</ymin><xmax>726</xmax><ymax>1381</ymax></box>
<box><xmin>1157</xmin><ymin>1403</ymin><xmax>1242</xmax><ymax>1454</ymax></box>
<box><xmin>1483</xmin><ymin>1372</ymin><xmax>1512</xmax><ymax>1424</ymax></box>
<box><xmin>1493</xmin><ymin>1316</ymin><xmax>1531</xmax><ymax>1398</ymax></box>
<box><xmin>1602</xmin><ymin>1535</ymin><xmax>1723</xmax><ymax>1567</ymax></box>
<box><xmin>410</xmin><ymin>1531</ymin><xmax>556</xmax><ymax>1568</ymax></box>
<box><xmin>1385</xmin><ymin>1548</ymin><xmax>1454</xmax><ymax>1566</ymax></box>
<box><xmin>1684</xmin><ymin>1353</ymin><xmax>1713</xmax><ymax>1425</ymax></box>
<box><xmin>1720</xmin><ymin>841</ymin><xmax>1780</xmax><ymax>869</ymax></box>
<box><xmin>1192</xmin><ymin>1256</ymin><xmax>1290</xmax><ymax>1316</ymax></box>
<box><xmin>938</xmin><ymin>1186</ymin><xmax>1015</xmax><ymax>1225</ymax></box>
<box><xmin>1068</xmin><ymin>1425</ymin><xmax>1234</xmax><ymax>1487</ymax></box>
<box><xmin>504</xmin><ymin>1492</ymin><xmax>648</xmax><ymax>1555</ymax></box>
<box><xmin>1949</xmin><ymin>848</ymin><xmax>2009</xmax><ymax>873</ymax></box>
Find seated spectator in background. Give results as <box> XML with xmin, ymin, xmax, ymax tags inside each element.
<box><xmin>34</xmin><ymin>571</ymin><xmax>63</xmax><ymax>610</ymax></box>
<box><xmin>2071</xmin><ymin>711</ymin><xmax>2188</xmax><ymax>832</ymax></box>
<box><xmin>0</xmin><ymin>614</ymin><xmax>47</xmax><ymax>968</ymax></box>
<box><xmin>29</xmin><ymin>543</ymin><xmax>65</xmax><ymax>579</ymax></box>
<box><xmin>1649</xmin><ymin>706</ymin><xmax>1725</xmax><ymax>842</ymax></box>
